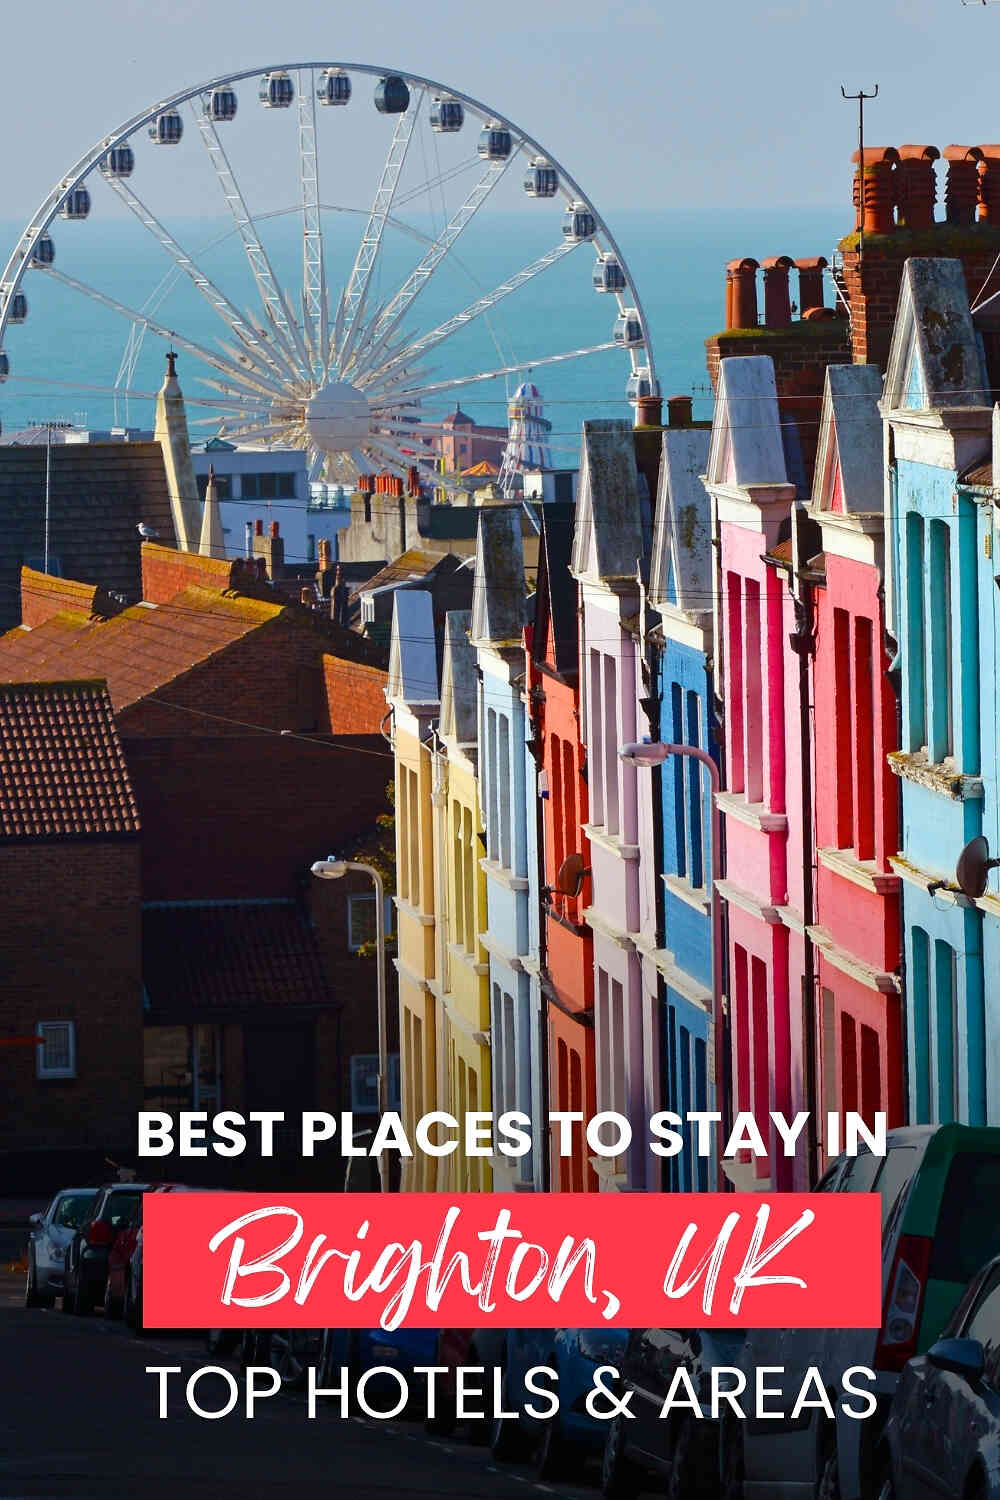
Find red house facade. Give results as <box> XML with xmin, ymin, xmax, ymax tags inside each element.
<box><xmin>526</xmin><ymin>504</ymin><xmax>597</xmax><ymax>1193</ymax></box>
<box><xmin>808</xmin><ymin>366</ymin><xmax>904</xmax><ymax>1139</ymax></box>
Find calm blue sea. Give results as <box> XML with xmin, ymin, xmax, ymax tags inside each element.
<box><xmin>0</xmin><ymin>207</ymin><xmax>846</xmax><ymax>454</ymax></box>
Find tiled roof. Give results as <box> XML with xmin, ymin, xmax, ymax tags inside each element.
<box><xmin>142</xmin><ymin>900</ymin><xmax>332</xmax><ymax>1013</ymax></box>
<box><xmin>0</xmin><ymin>680</ymin><xmax>139</xmax><ymax>840</ymax></box>
<box><xmin>962</xmin><ymin>458</ymin><xmax>994</xmax><ymax>487</ymax></box>
<box><xmin>0</xmin><ymin>443</ymin><xmax>176</xmax><ymax>631</ymax></box>
<box><xmin>352</xmin><ymin>549</ymin><xmax>461</xmax><ymax>600</ymax></box>
<box><xmin>0</xmin><ymin>586</ymin><xmax>282</xmax><ymax>713</ymax></box>
<box><xmin>532</xmin><ymin>502</ymin><xmax>579</xmax><ymax>678</ymax></box>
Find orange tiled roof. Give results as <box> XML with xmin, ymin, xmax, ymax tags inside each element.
<box><xmin>0</xmin><ymin>680</ymin><xmax>139</xmax><ymax>840</ymax></box>
<box><xmin>0</xmin><ymin>586</ymin><xmax>282</xmax><ymax>713</ymax></box>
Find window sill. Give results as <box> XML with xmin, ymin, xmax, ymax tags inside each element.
<box><xmin>582</xmin><ymin>823</ymin><xmax>640</xmax><ymax>860</ymax></box>
<box><xmin>478</xmin><ymin>857</ymin><xmax>530</xmax><ymax>892</ymax></box>
<box><xmin>661</xmin><ymin>873</ymin><xmax>710</xmax><ymax>913</ymax></box>
<box><xmin>818</xmin><ymin>846</ymin><xmax>900</xmax><ymax>896</ymax></box>
<box><xmin>887</xmin><ymin>751</ymin><xmax>983</xmax><ymax>802</ymax></box>
<box><xmin>715</xmin><ymin>791</ymin><xmax>788</xmax><ymax>834</ymax></box>
<box><xmin>392</xmin><ymin>895</ymin><xmax>435</xmax><ymax>927</ymax></box>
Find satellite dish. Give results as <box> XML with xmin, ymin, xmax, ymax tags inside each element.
<box><xmin>955</xmin><ymin>835</ymin><xmax>1000</xmax><ymax>899</ymax></box>
<box><xmin>554</xmin><ymin>852</ymin><xmax>590</xmax><ymax>898</ymax></box>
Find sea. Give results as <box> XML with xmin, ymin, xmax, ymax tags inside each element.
<box><xmin>0</xmin><ymin>205</ymin><xmax>847</xmax><ymax>457</ymax></box>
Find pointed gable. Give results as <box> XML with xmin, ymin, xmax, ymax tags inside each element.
<box><xmin>387</xmin><ymin>588</ymin><xmax>439</xmax><ymax>709</ymax></box>
<box><xmin>470</xmin><ymin>505</ymin><xmax>525</xmax><ymax>648</ymax></box>
<box><xmin>439</xmin><ymin>610</ymin><xmax>477</xmax><ymax>745</ymax></box>
<box><xmin>810</xmin><ymin>364</ymin><xmax>884</xmax><ymax>516</ymax></box>
<box><xmin>884</xmin><ymin>258</ymin><xmax>986</xmax><ymax>413</ymax></box>
<box><xmin>649</xmin><ymin>427</ymin><xmax>712</xmax><ymax>617</ymax></box>
<box><xmin>706</xmin><ymin>356</ymin><xmax>787</xmax><ymax>490</ymax></box>
<box><xmin>570</xmin><ymin>419</ymin><xmax>643</xmax><ymax>584</ymax></box>
<box><xmin>531</xmin><ymin>501</ymin><xmax>578</xmax><ymax>677</ymax></box>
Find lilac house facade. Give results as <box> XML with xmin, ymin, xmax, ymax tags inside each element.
<box><xmin>570</xmin><ymin>420</ymin><xmax>661</xmax><ymax>1191</ymax></box>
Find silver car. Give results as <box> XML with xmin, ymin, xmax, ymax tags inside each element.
<box><xmin>25</xmin><ymin>1188</ymin><xmax>97</xmax><ymax>1307</ymax></box>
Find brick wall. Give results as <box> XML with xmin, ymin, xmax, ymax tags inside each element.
<box><xmin>839</xmin><ymin>229</ymin><xmax>1000</xmax><ymax>370</ymax></box>
<box><xmin>0</xmin><ymin>840</ymin><xmax>142</xmax><ymax>1166</ymax></box>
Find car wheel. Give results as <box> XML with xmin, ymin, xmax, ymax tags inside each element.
<box><xmin>602</xmin><ymin>1410</ymin><xmax>642</xmax><ymax>1500</ymax></box>
<box><xmin>72</xmin><ymin>1269</ymin><xmax>91</xmax><ymax>1317</ymax></box>
<box><xmin>817</xmin><ymin>1451</ymin><xmax>840</xmax><ymax>1500</ymax></box>
<box><xmin>667</xmin><ymin>1416</ymin><xmax>715</xmax><ymax>1500</ymax></box>
<box><xmin>720</xmin><ymin>1413</ymin><xmax>745</xmax><ymax>1500</ymax></box>
<box><xmin>490</xmin><ymin>1362</ymin><xmax>527</xmax><ymax>1462</ymax></box>
<box><xmin>259</xmin><ymin>1328</ymin><xmax>317</xmax><ymax>1392</ymax></box>
<box><xmin>25</xmin><ymin>1252</ymin><xmax>41</xmax><ymax>1308</ymax></box>
<box><xmin>103</xmin><ymin>1277</ymin><xmax>123</xmax><ymax>1321</ymax></box>
<box><xmin>533</xmin><ymin>1409</ymin><xmax>573</xmax><ymax>1482</ymax></box>
<box><xmin>206</xmin><ymin>1328</ymin><xmax>240</xmax><ymax>1359</ymax></box>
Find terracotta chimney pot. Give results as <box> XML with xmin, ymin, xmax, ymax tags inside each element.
<box><xmin>761</xmin><ymin>255</ymin><xmax>795</xmax><ymax>328</ymax></box>
<box><xmin>795</xmin><ymin>257</ymin><xmax>828</xmax><ymax>315</ymax></box>
<box><xmin>666</xmin><ymin>395</ymin><xmax>693</xmax><ymax>428</ymax></box>
<box><xmin>725</xmin><ymin>257</ymin><xmax>760</xmax><ymax>330</ymax></box>
<box><xmin>943</xmin><ymin>146</ymin><xmax>983</xmax><ymax>226</ymax></box>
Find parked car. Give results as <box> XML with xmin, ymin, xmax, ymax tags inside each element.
<box><xmin>25</xmin><ymin>1188</ymin><xmax>97</xmax><ymax>1308</ymax></box>
<box><xmin>602</xmin><ymin>1328</ymin><xmax>747</xmax><ymax>1500</ymax></box>
<box><xmin>492</xmin><ymin>1326</ymin><xmax>629</xmax><ymax>1480</ymax></box>
<box><xmin>62</xmin><ymin>1182</ymin><xmax>148</xmax><ymax>1316</ymax></box>
<box><xmin>731</xmin><ymin>1124</ymin><xmax>1000</xmax><ymax>1500</ymax></box>
<box><xmin>106</xmin><ymin>1184</ymin><xmax>186</xmax><ymax>1323</ymax></box>
<box><xmin>424</xmin><ymin>1327</ymin><xmax>506</xmax><ymax>1439</ymax></box>
<box><xmin>879</xmin><ymin>1251</ymin><xmax>1000</xmax><ymax>1500</ymax></box>
<box><xmin>319</xmin><ymin>1326</ymin><xmax>440</xmax><ymax>1404</ymax></box>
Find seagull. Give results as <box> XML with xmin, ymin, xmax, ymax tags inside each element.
<box><xmin>136</xmin><ymin>522</ymin><xmax>159</xmax><ymax>539</ymax></box>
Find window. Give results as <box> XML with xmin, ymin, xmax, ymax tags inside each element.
<box><xmin>492</xmin><ymin>985</ymin><xmax>517</xmax><ymax>1117</ymax></box>
<box><xmin>347</xmin><ymin>894</ymin><xmax>394</xmax><ymax>952</ymax></box>
<box><xmin>928</xmin><ymin>520</ymin><xmax>953</xmax><ymax>761</ymax></box>
<box><xmin>834</xmin><ymin>609</ymin><xmax>853</xmax><ymax>847</ymax></box>
<box><xmin>306</xmin><ymin>534</ymin><xmax>316</xmax><ymax>563</ymax></box>
<box><xmin>603</xmin><ymin>655</ymin><xmax>620</xmax><ymax>835</ymax></box>
<box><xmin>934</xmin><ymin>939</ymin><xmax>957</xmax><ymax>1122</ymax></box>
<box><xmin>349</xmin><ymin>1053</ymin><xmax>401</xmax><ymax>1113</ymax></box>
<box><xmin>726</xmin><ymin>573</ymin><xmax>745</xmax><ymax>793</ymax></box>
<box><xmin>905</xmin><ymin>512</ymin><xmax>926</xmax><ymax>751</ymax></box>
<box><xmin>498</xmin><ymin>715</ymin><xmax>512</xmax><ymax>866</ymax></box>
<box><xmin>588</xmin><ymin>651</ymin><xmax>605</xmax><ymax>825</ymax></box>
<box><xmin>196</xmin><ymin>471</ymin><xmax>232</xmax><ymax>500</ymax></box>
<box><xmin>241</xmin><ymin>471</ymin><xmax>295</xmax><ymax>500</ymax></box>
<box><xmin>910</xmin><ymin>927</ymin><xmax>931</xmax><ymax>1120</ymax></box>
<box><xmin>486</xmin><ymin>708</ymin><xmax>499</xmax><ymax>860</ymax></box>
<box><xmin>397</xmin><ymin>766</ymin><xmax>410</xmax><ymax>903</ymax></box>
<box><xmin>744</xmin><ymin>579</ymin><xmax>763</xmax><ymax>802</ymax></box>
<box><xmin>407</xmin><ymin>767</ymin><xmax>419</xmax><ymax>907</ymax></box>
<box><xmin>853</xmin><ymin>617</ymin><xmax>876</xmax><ymax>860</ymax></box>
<box><xmin>36</xmin><ymin>1021</ymin><xmax>75</xmax><ymax>1079</ymax></box>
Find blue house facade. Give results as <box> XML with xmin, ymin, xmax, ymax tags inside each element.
<box><xmin>470</xmin><ymin>505</ymin><xmax>544</xmax><ymax>1189</ymax></box>
<box><xmin>883</xmin><ymin>258</ymin><xmax>998</xmax><ymax>1125</ymax></box>
<box><xmin>648</xmin><ymin>423</ymin><xmax>716</xmax><ymax>1189</ymax></box>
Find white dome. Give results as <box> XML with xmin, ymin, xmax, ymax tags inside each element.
<box><xmin>305</xmin><ymin>381</ymin><xmax>370</xmax><ymax>454</ymax></box>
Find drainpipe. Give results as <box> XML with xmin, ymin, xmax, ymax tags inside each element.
<box><xmin>526</xmin><ymin>697</ymin><xmax>550</xmax><ymax>1193</ymax></box>
<box><xmin>790</xmin><ymin>522</ymin><xmax>820</xmax><ymax>1185</ymax></box>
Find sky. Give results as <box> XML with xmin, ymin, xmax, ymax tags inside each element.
<box><xmin>3</xmin><ymin>0</ymin><xmax>1000</xmax><ymax>225</ymax></box>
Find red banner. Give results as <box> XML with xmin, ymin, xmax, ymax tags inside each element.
<box><xmin>143</xmin><ymin>1191</ymin><xmax>880</xmax><ymax>1331</ymax></box>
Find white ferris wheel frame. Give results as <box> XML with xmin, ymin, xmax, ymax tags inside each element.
<box><xmin>0</xmin><ymin>61</ymin><xmax>658</xmax><ymax>484</ymax></box>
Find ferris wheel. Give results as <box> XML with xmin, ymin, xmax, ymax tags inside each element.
<box><xmin>0</xmin><ymin>63</ymin><xmax>657</xmax><ymax>489</ymax></box>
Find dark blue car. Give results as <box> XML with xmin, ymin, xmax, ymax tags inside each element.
<box><xmin>880</xmin><ymin>1253</ymin><xmax>1000</xmax><ymax>1498</ymax></box>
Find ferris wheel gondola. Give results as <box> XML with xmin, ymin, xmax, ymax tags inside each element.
<box><xmin>0</xmin><ymin>61</ymin><xmax>656</xmax><ymax>492</ymax></box>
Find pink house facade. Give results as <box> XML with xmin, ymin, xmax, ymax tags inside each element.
<box><xmin>705</xmin><ymin>357</ymin><xmax>806</xmax><ymax>1189</ymax></box>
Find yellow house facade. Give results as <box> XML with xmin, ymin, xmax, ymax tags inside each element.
<box><xmin>387</xmin><ymin>590</ymin><xmax>439</xmax><ymax>1192</ymax></box>
<box><xmin>430</xmin><ymin>612</ymin><xmax>491</xmax><ymax>1193</ymax></box>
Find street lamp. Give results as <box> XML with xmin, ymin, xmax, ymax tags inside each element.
<box><xmin>619</xmin><ymin>741</ymin><xmax>730</xmax><ymax>1175</ymax></box>
<box><xmin>311</xmin><ymin>857</ymin><xmax>391</xmax><ymax>1193</ymax></box>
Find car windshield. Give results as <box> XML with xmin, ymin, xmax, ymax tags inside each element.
<box><xmin>929</xmin><ymin>1153</ymin><xmax>1000</xmax><ymax>1285</ymax></box>
<box><xmin>53</xmin><ymin>1192</ymin><xmax>96</xmax><ymax>1229</ymax></box>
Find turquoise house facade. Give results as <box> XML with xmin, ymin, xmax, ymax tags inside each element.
<box><xmin>883</xmin><ymin>258</ymin><xmax>998</xmax><ymax>1125</ymax></box>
